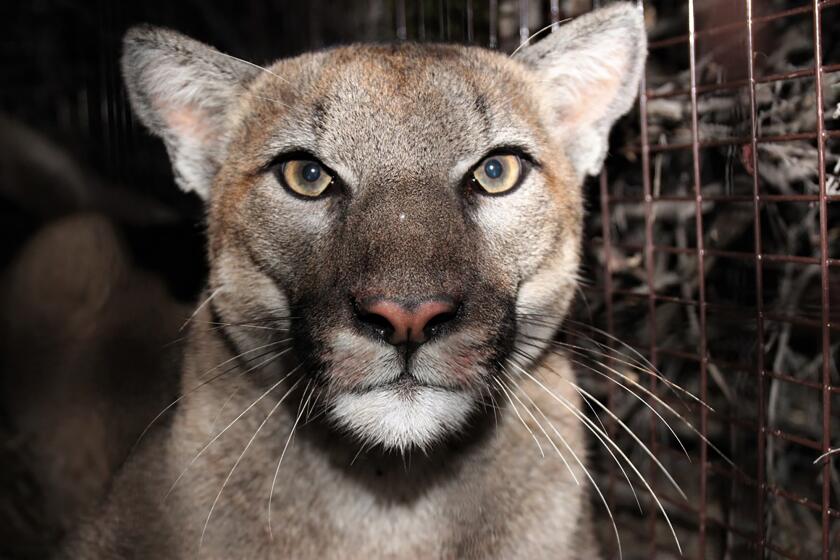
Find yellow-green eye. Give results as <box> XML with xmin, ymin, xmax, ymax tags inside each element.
<box><xmin>281</xmin><ymin>160</ymin><xmax>333</xmax><ymax>197</ymax></box>
<box><xmin>472</xmin><ymin>154</ymin><xmax>522</xmax><ymax>194</ymax></box>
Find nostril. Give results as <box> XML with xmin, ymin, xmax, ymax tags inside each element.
<box><xmin>355</xmin><ymin>307</ymin><xmax>396</xmax><ymax>340</ymax></box>
<box><xmin>421</xmin><ymin>304</ymin><xmax>460</xmax><ymax>340</ymax></box>
<box><xmin>353</xmin><ymin>298</ymin><xmax>410</xmax><ymax>344</ymax></box>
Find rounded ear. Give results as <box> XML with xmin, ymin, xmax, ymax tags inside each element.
<box><xmin>516</xmin><ymin>2</ymin><xmax>647</xmax><ymax>180</ymax></box>
<box><xmin>121</xmin><ymin>26</ymin><xmax>258</xmax><ymax>199</ymax></box>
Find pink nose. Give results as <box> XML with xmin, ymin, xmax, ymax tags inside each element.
<box><xmin>355</xmin><ymin>298</ymin><xmax>459</xmax><ymax>345</ymax></box>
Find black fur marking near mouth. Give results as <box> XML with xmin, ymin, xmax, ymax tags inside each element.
<box><xmin>397</xmin><ymin>340</ymin><xmax>422</xmax><ymax>364</ymax></box>
<box><xmin>379</xmin><ymin>376</ymin><xmax>455</xmax><ymax>396</ymax></box>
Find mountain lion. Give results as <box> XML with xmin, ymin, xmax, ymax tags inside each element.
<box><xmin>64</xmin><ymin>3</ymin><xmax>647</xmax><ymax>558</ymax></box>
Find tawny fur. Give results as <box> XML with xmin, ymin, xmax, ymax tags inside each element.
<box><xmin>63</xmin><ymin>3</ymin><xmax>645</xmax><ymax>558</ymax></box>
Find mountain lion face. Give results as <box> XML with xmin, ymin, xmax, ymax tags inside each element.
<box><xmin>122</xmin><ymin>4</ymin><xmax>645</xmax><ymax>451</ymax></box>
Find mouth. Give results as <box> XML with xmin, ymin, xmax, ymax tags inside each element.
<box><xmin>311</xmin><ymin>311</ymin><xmax>513</xmax><ymax>450</ymax></box>
<box><xmin>376</xmin><ymin>370</ymin><xmax>458</xmax><ymax>394</ymax></box>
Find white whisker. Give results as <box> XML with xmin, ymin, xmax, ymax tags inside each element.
<box><xmin>164</xmin><ymin>359</ymin><xmax>302</xmax><ymax>501</ymax></box>
<box><xmin>509</xmin><ymin>18</ymin><xmax>573</xmax><ymax>58</ymax></box>
<box><xmin>491</xmin><ymin>377</ymin><xmax>545</xmax><ymax>458</ymax></box>
<box><xmin>497</xmin><ymin>366</ymin><xmax>579</xmax><ymax>485</ymax></box>
<box><xmin>524</xmin><ymin>326</ymin><xmax>706</xmax><ymax>409</ymax></box>
<box><xmin>568</xmin><ymin>355</ymin><xmax>692</xmax><ymax>459</ymax></box>
<box><xmin>500</xmin><ymin>370</ymin><xmax>623</xmax><ymax>560</ymax></box>
<box><xmin>205</xmin><ymin>321</ymin><xmax>291</xmax><ymax>332</ymax></box>
<box><xmin>573</xmin><ymin>386</ymin><xmax>643</xmax><ymax>513</ymax></box>
<box><xmin>814</xmin><ymin>447</ymin><xmax>840</xmax><ymax>464</ymax></box>
<box><xmin>213</xmin><ymin>49</ymin><xmax>291</xmax><ymax>85</ymax></box>
<box><xmin>518</xmin><ymin>334</ymin><xmax>734</xmax><ymax>468</ymax></box>
<box><xmin>197</xmin><ymin>339</ymin><xmax>294</xmax><ymax>380</ymax></box>
<box><xmin>349</xmin><ymin>440</ymin><xmax>372</xmax><ymax>467</ymax></box>
<box><xmin>521</xmin><ymin>350</ymin><xmax>687</xmax><ymax>498</ymax></box>
<box><xmin>562</xmin><ymin>318</ymin><xmax>707</xmax><ymax>408</ymax></box>
<box><xmin>180</xmin><ymin>286</ymin><xmax>222</xmax><ymax>332</ymax></box>
<box><xmin>507</xmin><ymin>361</ymin><xmax>683</xmax><ymax>556</ymax></box>
<box><xmin>130</xmin><ymin>341</ymin><xmax>292</xmax><ymax>455</ymax></box>
<box><xmin>209</xmin><ymin>386</ymin><xmax>242</xmax><ymax>433</ymax></box>
<box><xmin>198</xmin><ymin>377</ymin><xmax>303</xmax><ymax>553</ymax></box>
<box><xmin>517</xmin><ymin>337</ymin><xmax>692</xmax><ymax>461</ymax></box>
<box><xmin>570</xmin><ymin>379</ymin><xmax>686</xmax><ymax>500</ymax></box>
<box><xmin>268</xmin><ymin>383</ymin><xmax>314</xmax><ymax>538</ymax></box>
<box><xmin>505</xmin><ymin>358</ymin><xmax>642</xmax><ymax>512</ymax></box>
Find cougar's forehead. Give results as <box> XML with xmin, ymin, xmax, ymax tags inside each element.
<box><xmin>246</xmin><ymin>44</ymin><xmax>548</xmax><ymax>178</ymax></box>
<box><xmin>317</xmin><ymin>47</ymin><xmax>512</xmax><ymax>165</ymax></box>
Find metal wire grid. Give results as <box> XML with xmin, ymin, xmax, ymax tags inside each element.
<box><xmin>587</xmin><ymin>1</ymin><xmax>839</xmax><ymax>558</ymax></box>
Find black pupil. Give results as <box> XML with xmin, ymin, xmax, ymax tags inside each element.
<box><xmin>302</xmin><ymin>163</ymin><xmax>321</xmax><ymax>182</ymax></box>
<box><xmin>484</xmin><ymin>159</ymin><xmax>503</xmax><ymax>179</ymax></box>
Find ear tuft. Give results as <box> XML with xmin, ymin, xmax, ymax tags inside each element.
<box><xmin>517</xmin><ymin>2</ymin><xmax>647</xmax><ymax>179</ymax></box>
<box><xmin>121</xmin><ymin>26</ymin><xmax>257</xmax><ymax>198</ymax></box>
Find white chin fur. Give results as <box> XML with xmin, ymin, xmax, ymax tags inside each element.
<box><xmin>330</xmin><ymin>386</ymin><xmax>475</xmax><ymax>451</ymax></box>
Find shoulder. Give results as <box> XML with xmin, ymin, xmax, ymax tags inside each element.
<box><xmin>58</xmin><ymin>431</ymin><xmax>178</xmax><ymax>559</ymax></box>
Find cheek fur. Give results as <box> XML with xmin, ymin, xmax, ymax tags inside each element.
<box><xmin>472</xmin><ymin>169</ymin><xmax>582</xmax><ymax>370</ymax></box>
<box><xmin>472</xmin><ymin>175</ymin><xmax>561</xmax><ymax>280</ymax></box>
<box><xmin>321</xmin><ymin>331</ymin><xmax>401</xmax><ymax>392</ymax></box>
<box><xmin>411</xmin><ymin>328</ymin><xmax>493</xmax><ymax>388</ymax></box>
<box><xmin>512</xmin><ymin>235</ymin><xmax>581</xmax><ymax>367</ymax></box>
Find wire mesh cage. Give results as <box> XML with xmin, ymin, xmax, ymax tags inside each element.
<box><xmin>0</xmin><ymin>1</ymin><xmax>838</xmax><ymax>558</ymax></box>
<box><xmin>583</xmin><ymin>1</ymin><xmax>839</xmax><ymax>558</ymax></box>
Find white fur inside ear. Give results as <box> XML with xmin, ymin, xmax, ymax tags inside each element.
<box><xmin>517</xmin><ymin>2</ymin><xmax>647</xmax><ymax>179</ymax></box>
<box><xmin>121</xmin><ymin>26</ymin><xmax>252</xmax><ymax>198</ymax></box>
<box><xmin>540</xmin><ymin>34</ymin><xmax>635</xmax><ymax>127</ymax></box>
<box><xmin>139</xmin><ymin>61</ymin><xmax>236</xmax><ymax>198</ymax></box>
<box><xmin>567</xmin><ymin>128</ymin><xmax>604</xmax><ymax>178</ymax></box>
<box><xmin>330</xmin><ymin>387</ymin><xmax>475</xmax><ymax>451</ymax></box>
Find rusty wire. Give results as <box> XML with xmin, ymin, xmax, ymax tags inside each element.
<box><xmin>585</xmin><ymin>0</ymin><xmax>838</xmax><ymax>558</ymax></box>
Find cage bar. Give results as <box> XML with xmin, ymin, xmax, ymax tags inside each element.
<box><xmin>518</xmin><ymin>0</ymin><xmax>529</xmax><ymax>46</ymax></box>
<box><xmin>488</xmin><ymin>0</ymin><xmax>498</xmax><ymax>48</ymax></box>
<box><xmin>811</xmin><ymin>0</ymin><xmax>832</xmax><ymax>557</ymax></box>
<box><xmin>648</xmin><ymin>0</ymin><xmax>840</xmax><ymax>50</ymax></box>
<box><xmin>686</xmin><ymin>2</ymin><xmax>710</xmax><ymax>554</ymax></box>
<box><xmin>638</xmin><ymin>63</ymin><xmax>661</xmax><ymax>560</ymax></box>
<box><xmin>418</xmin><ymin>1</ymin><xmax>426</xmax><ymax>41</ymax></box>
<box><xmin>465</xmin><ymin>0</ymin><xmax>474</xmax><ymax>43</ymax></box>
<box><xmin>395</xmin><ymin>0</ymin><xmax>407</xmax><ymax>40</ymax></box>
